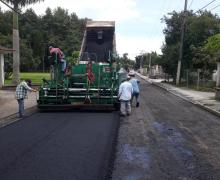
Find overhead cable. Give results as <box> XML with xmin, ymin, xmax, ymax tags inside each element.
<box><xmin>209</xmin><ymin>4</ymin><xmax>220</xmax><ymax>11</ymax></box>
<box><xmin>188</xmin><ymin>0</ymin><xmax>194</xmax><ymax>9</ymax></box>
<box><xmin>0</xmin><ymin>0</ymin><xmax>33</xmax><ymax>23</ymax></box>
<box><xmin>0</xmin><ymin>0</ymin><xmax>21</xmax><ymax>15</ymax></box>
<box><xmin>195</xmin><ymin>0</ymin><xmax>217</xmax><ymax>13</ymax></box>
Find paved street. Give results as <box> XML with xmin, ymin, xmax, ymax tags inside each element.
<box><xmin>113</xmin><ymin>78</ymin><xmax>220</xmax><ymax>179</ymax></box>
<box><xmin>0</xmin><ymin>112</ymin><xmax>119</xmax><ymax>180</ymax></box>
<box><xmin>1</xmin><ymin>77</ymin><xmax>220</xmax><ymax>180</ymax></box>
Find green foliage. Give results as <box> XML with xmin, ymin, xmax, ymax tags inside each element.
<box><xmin>66</xmin><ymin>51</ymin><xmax>80</xmax><ymax>66</ymax></box>
<box><xmin>0</xmin><ymin>7</ymin><xmax>86</xmax><ymax>72</ymax></box>
<box><xmin>0</xmin><ymin>10</ymin><xmax>12</xmax><ymax>35</ymax></box>
<box><xmin>134</xmin><ymin>52</ymin><xmax>161</xmax><ymax>70</ymax></box>
<box><xmin>161</xmin><ymin>44</ymin><xmax>179</xmax><ymax>79</ymax></box>
<box><xmin>161</xmin><ymin>10</ymin><xmax>220</xmax><ymax>79</ymax></box>
<box><xmin>4</xmin><ymin>54</ymin><xmax>13</xmax><ymax>79</ymax></box>
<box><xmin>204</xmin><ymin>33</ymin><xmax>220</xmax><ymax>56</ymax></box>
<box><xmin>4</xmin><ymin>0</ymin><xmax>44</xmax><ymax>8</ymax></box>
<box><xmin>192</xmin><ymin>45</ymin><xmax>214</xmax><ymax>69</ymax></box>
<box><xmin>118</xmin><ymin>53</ymin><xmax>135</xmax><ymax>71</ymax></box>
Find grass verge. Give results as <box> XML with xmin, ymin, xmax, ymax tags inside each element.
<box><xmin>5</xmin><ymin>72</ymin><xmax>50</xmax><ymax>85</ymax></box>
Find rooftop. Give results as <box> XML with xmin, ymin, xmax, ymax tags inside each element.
<box><xmin>86</xmin><ymin>21</ymin><xmax>115</xmax><ymax>27</ymax></box>
<box><xmin>0</xmin><ymin>45</ymin><xmax>14</xmax><ymax>54</ymax></box>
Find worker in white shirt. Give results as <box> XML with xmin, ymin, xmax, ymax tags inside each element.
<box><xmin>118</xmin><ymin>76</ymin><xmax>133</xmax><ymax>116</ymax></box>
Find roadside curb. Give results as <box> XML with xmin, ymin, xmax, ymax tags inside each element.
<box><xmin>0</xmin><ymin>106</ymin><xmax>38</xmax><ymax>128</ymax></box>
<box><xmin>137</xmin><ymin>74</ymin><xmax>220</xmax><ymax>118</ymax></box>
<box><xmin>1</xmin><ymin>85</ymin><xmax>40</xmax><ymax>90</ymax></box>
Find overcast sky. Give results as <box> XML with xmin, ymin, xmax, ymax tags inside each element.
<box><xmin>1</xmin><ymin>0</ymin><xmax>220</xmax><ymax>59</ymax></box>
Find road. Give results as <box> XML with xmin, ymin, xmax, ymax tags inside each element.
<box><xmin>2</xmin><ymin>78</ymin><xmax>220</xmax><ymax>180</ymax></box>
<box><xmin>113</xmin><ymin>78</ymin><xmax>220</xmax><ymax>180</ymax></box>
<box><xmin>0</xmin><ymin>112</ymin><xmax>119</xmax><ymax>180</ymax></box>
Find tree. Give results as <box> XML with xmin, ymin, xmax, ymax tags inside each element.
<box><xmin>0</xmin><ymin>8</ymin><xmax>13</xmax><ymax>79</ymax></box>
<box><xmin>204</xmin><ymin>34</ymin><xmax>220</xmax><ymax>55</ymax></box>
<box><xmin>0</xmin><ymin>7</ymin><xmax>87</xmax><ymax>75</ymax></box>
<box><xmin>119</xmin><ymin>53</ymin><xmax>134</xmax><ymax>71</ymax></box>
<box><xmin>204</xmin><ymin>34</ymin><xmax>220</xmax><ymax>86</ymax></box>
<box><xmin>41</xmin><ymin>7</ymin><xmax>87</xmax><ymax>56</ymax></box>
<box><xmin>191</xmin><ymin>46</ymin><xmax>214</xmax><ymax>72</ymax></box>
<box><xmin>161</xmin><ymin>10</ymin><xmax>220</xmax><ymax>82</ymax></box>
<box><xmin>134</xmin><ymin>55</ymin><xmax>141</xmax><ymax>70</ymax></box>
<box><xmin>135</xmin><ymin>52</ymin><xmax>161</xmax><ymax>72</ymax></box>
<box><xmin>66</xmin><ymin>51</ymin><xmax>80</xmax><ymax>66</ymax></box>
<box><xmin>4</xmin><ymin>0</ymin><xmax>44</xmax><ymax>85</ymax></box>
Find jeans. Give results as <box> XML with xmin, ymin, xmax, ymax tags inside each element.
<box><xmin>120</xmin><ymin>100</ymin><xmax>131</xmax><ymax>116</ymax></box>
<box><xmin>131</xmin><ymin>92</ymin><xmax>139</xmax><ymax>106</ymax></box>
<box><xmin>61</xmin><ymin>59</ymin><xmax>66</xmax><ymax>72</ymax></box>
<box><xmin>17</xmin><ymin>99</ymin><xmax>24</xmax><ymax>117</ymax></box>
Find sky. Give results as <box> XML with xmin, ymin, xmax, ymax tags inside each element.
<box><xmin>1</xmin><ymin>0</ymin><xmax>220</xmax><ymax>59</ymax></box>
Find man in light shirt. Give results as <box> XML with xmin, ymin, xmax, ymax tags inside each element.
<box><xmin>118</xmin><ymin>77</ymin><xmax>133</xmax><ymax>116</ymax></box>
<box><xmin>15</xmin><ymin>79</ymin><xmax>37</xmax><ymax>118</ymax></box>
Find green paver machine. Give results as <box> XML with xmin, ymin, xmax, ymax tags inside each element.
<box><xmin>37</xmin><ymin>21</ymin><xmax>120</xmax><ymax>110</ymax></box>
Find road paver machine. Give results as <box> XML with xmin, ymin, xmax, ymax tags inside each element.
<box><xmin>37</xmin><ymin>21</ymin><xmax>120</xmax><ymax>110</ymax></box>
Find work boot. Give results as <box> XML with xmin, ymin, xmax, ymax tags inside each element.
<box><xmin>120</xmin><ymin>113</ymin><xmax>126</xmax><ymax>117</ymax></box>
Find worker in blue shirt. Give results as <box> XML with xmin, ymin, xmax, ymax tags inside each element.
<box><xmin>128</xmin><ymin>71</ymin><xmax>140</xmax><ymax>107</ymax></box>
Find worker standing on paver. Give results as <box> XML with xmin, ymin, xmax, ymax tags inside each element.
<box><xmin>118</xmin><ymin>76</ymin><xmax>133</xmax><ymax>116</ymax></box>
<box><xmin>49</xmin><ymin>46</ymin><xmax>66</xmax><ymax>72</ymax></box>
<box><xmin>15</xmin><ymin>79</ymin><xmax>37</xmax><ymax>118</ymax></box>
<box><xmin>128</xmin><ymin>70</ymin><xmax>140</xmax><ymax>107</ymax></box>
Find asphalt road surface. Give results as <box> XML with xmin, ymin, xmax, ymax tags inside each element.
<box><xmin>0</xmin><ymin>112</ymin><xmax>119</xmax><ymax>180</ymax></box>
<box><xmin>138</xmin><ymin>79</ymin><xmax>220</xmax><ymax>179</ymax></box>
<box><xmin>112</xmin><ymin>77</ymin><xmax>220</xmax><ymax>179</ymax></box>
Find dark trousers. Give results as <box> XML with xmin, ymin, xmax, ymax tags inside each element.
<box><xmin>131</xmin><ymin>92</ymin><xmax>139</xmax><ymax>105</ymax></box>
<box><xmin>17</xmin><ymin>99</ymin><xmax>24</xmax><ymax>117</ymax></box>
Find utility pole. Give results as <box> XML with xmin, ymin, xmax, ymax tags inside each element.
<box><xmin>149</xmin><ymin>53</ymin><xmax>151</xmax><ymax>76</ymax></box>
<box><xmin>176</xmin><ymin>0</ymin><xmax>188</xmax><ymax>85</ymax></box>
<box><xmin>140</xmin><ymin>55</ymin><xmax>143</xmax><ymax>69</ymax></box>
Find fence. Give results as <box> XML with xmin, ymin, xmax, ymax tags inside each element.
<box><xmin>181</xmin><ymin>69</ymin><xmax>216</xmax><ymax>90</ymax></box>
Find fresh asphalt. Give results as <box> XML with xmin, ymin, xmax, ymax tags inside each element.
<box><xmin>138</xmin><ymin>78</ymin><xmax>220</xmax><ymax>179</ymax></box>
<box><xmin>2</xmin><ymin>77</ymin><xmax>220</xmax><ymax>180</ymax></box>
<box><xmin>0</xmin><ymin>112</ymin><xmax>119</xmax><ymax>180</ymax></box>
<box><xmin>112</xmin><ymin>77</ymin><xmax>220</xmax><ymax>179</ymax></box>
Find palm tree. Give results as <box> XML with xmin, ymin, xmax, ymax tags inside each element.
<box><xmin>5</xmin><ymin>0</ymin><xmax>44</xmax><ymax>85</ymax></box>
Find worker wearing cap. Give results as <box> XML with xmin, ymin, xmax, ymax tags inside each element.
<box><xmin>49</xmin><ymin>46</ymin><xmax>66</xmax><ymax>72</ymax></box>
<box><xmin>15</xmin><ymin>79</ymin><xmax>37</xmax><ymax>118</ymax></box>
<box><xmin>118</xmin><ymin>76</ymin><xmax>133</xmax><ymax>116</ymax></box>
<box><xmin>128</xmin><ymin>71</ymin><xmax>140</xmax><ymax>107</ymax></box>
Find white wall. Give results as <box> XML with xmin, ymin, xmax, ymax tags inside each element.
<box><xmin>0</xmin><ymin>54</ymin><xmax>4</xmax><ymax>88</ymax></box>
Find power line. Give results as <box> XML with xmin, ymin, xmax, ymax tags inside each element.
<box><xmin>209</xmin><ymin>4</ymin><xmax>220</xmax><ymax>11</ymax></box>
<box><xmin>195</xmin><ymin>0</ymin><xmax>217</xmax><ymax>13</ymax></box>
<box><xmin>199</xmin><ymin>0</ymin><xmax>217</xmax><ymax>10</ymax></box>
<box><xmin>188</xmin><ymin>0</ymin><xmax>194</xmax><ymax>9</ymax></box>
<box><xmin>0</xmin><ymin>0</ymin><xmax>34</xmax><ymax>24</ymax></box>
<box><xmin>0</xmin><ymin>0</ymin><xmax>22</xmax><ymax>15</ymax></box>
